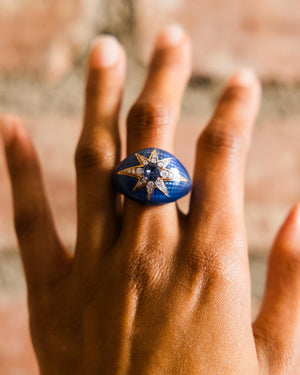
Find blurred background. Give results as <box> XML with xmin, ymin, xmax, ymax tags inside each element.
<box><xmin>0</xmin><ymin>0</ymin><xmax>299</xmax><ymax>373</ymax></box>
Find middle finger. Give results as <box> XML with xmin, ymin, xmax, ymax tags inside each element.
<box><xmin>121</xmin><ymin>25</ymin><xmax>191</xmax><ymax>238</ymax></box>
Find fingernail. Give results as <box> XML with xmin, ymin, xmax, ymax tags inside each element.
<box><xmin>227</xmin><ymin>68</ymin><xmax>257</xmax><ymax>87</ymax></box>
<box><xmin>89</xmin><ymin>35</ymin><xmax>120</xmax><ymax>68</ymax></box>
<box><xmin>156</xmin><ymin>24</ymin><xmax>185</xmax><ymax>49</ymax></box>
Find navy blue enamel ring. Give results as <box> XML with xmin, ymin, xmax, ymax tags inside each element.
<box><xmin>114</xmin><ymin>148</ymin><xmax>192</xmax><ymax>205</ymax></box>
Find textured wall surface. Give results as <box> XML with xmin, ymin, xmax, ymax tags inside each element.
<box><xmin>0</xmin><ymin>0</ymin><xmax>299</xmax><ymax>373</ymax></box>
<box><xmin>135</xmin><ymin>0</ymin><xmax>300</xmax><ymax>81</ymax></box>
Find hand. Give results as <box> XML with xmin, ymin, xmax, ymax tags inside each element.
<box><xmin>1</xmin><ymin>25</ymin><xmax>300</xmax><ymax>375</ymax></box>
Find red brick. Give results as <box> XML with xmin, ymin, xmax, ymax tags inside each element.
<box><xmin>134</xmin><ymin>0</ymin><xmax>300</xmax><ymax>82</ymax></box>
<box><xmin>0</xmin><ymin>0</ymin><xmax>99</xmax><ymax>81</ymax></box>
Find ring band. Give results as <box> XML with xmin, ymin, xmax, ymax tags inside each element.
<box><xmin>114</xmin><ymin>148</ymin><xmax>191</xmax><ymax>205</ymax></box>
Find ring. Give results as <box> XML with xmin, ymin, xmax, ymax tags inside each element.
<box><xmin>114</xmin><ymin>148</ymin><xmax>192</xmax><ymax>205</ymax></box>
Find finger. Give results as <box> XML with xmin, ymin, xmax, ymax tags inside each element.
<box><xmin>253</xmin><ymin>204</ymin><xmax>300</xmax><ymax>374</ymax></box>
<box><xmin>75</xmin><ymin>36</ymin><xmax>126</xmax><ymax>259</ymax></box>
<box><xmin>122</xmin><ymin>25</ymin><xmax>191</xmax><ymax>236</ymax></box>
<box><xmin>0</xmin><ymin>115</ymin><xmax>67</xmax><ymax>289</ymax></box>
<box><xmin>189</xmin><ymin>69</ymin><xmax>261</xmax><ymax>239</ymax></box>
<box><xmin>127</xmin><ymin>24</ymin><xmax>191</xmax><ymax>154</ymax></box>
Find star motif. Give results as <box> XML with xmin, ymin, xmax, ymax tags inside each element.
<box><xmin>117</xmin><ymin>149</ymin><xmax>188</xmax><ymax>200</ymax></box>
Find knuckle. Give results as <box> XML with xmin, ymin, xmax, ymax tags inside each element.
<box><xmin>75</xmin><ymin>138</ymin><xmax>116</xmax><ymax>173</ymax></box>
<box><xmin>184</xmin><ymin>251</ymin><xmax>233</xmax><ymax>290</ymax></box>
<box><xmin>127</xmin><ymin>101</ymin><xmax>174</xmax><ymax>134</ymax></box>
<box><xmin>179</xmin><ymin>248</ymin><xmax>226</xmax><ymax>301</ymax></box>
<box><xmin>124</xmin><ymin>248</ymin><xmax>166</xmax><ymax>293</ymax></box>
<box><xmin>182</xmin><ymin>236</ymin><xmax>245</xmax><ymax>286</ymax></box>
<box><xmin>14</xmin><ymin>209</ymin><xmax>38</xmax><ymax>239</ymax></box>
<box><xmin>184</xmin><ymin>248</ymin><xmax>220</xmax><ymax>277</ymax></box>
<box><xmin>199</xmin><ymin>125</ymin><xmax>245</xmax><ymax>156</ymax></box>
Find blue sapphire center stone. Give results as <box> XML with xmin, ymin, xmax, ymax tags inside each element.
<box><xmin>143</xmin><ymin>163</ymin><xmax>161</xmax><ymax>181</ymax></box>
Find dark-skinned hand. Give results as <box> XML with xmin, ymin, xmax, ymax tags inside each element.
<box><xmin>1</xmin><ymin>25</ymin><xmax>300</xmax><ymax>374</ymax></box>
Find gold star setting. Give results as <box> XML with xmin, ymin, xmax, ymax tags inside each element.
<box><xmin>117</xmin><ymin>149</ymin><xmax>187</xmax><ymax>200</ymax></box>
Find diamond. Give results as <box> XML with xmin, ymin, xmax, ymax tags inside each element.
<box><xmin>133</xmin><ymin>177</ymin><xmax>147</xmax><ymax>190</ymax></box>
<box><xmin>160</xmin><ymin>169</ymin><xmax>169</xmax><ymax>178</ymax></box>
<box><xmin>136</xmin><ymin>154</ymin><xmax>149</xmax><ymax>165</ymax></box>
<box><xmin>155</xmin><ymin>178</ymin><xmax>169</xmax><ymax>197</ymax></box>
<box><xmin>135</xmin><ymin>167</ymin><xmax>143</xmax><ymax>175</ymax></box>
<box><xmin>149</xmin><ymin>150</ymin><xmax>158</xmax><ymax>163</ymax></box>
<box><xmin>146</xmin><ymin>181</ymin><xmax>156</xmax><ymax>199</ymax></box>
<box><xmin>157</xmin><ymin>158</ymin><xmax>172</xmax><ymax>168</ymax></box>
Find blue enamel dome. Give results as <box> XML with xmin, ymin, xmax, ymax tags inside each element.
<box><xmin>114</xmin><ymin>148</ymin><xmax>191</xmax><ymax>205</ymax></box>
